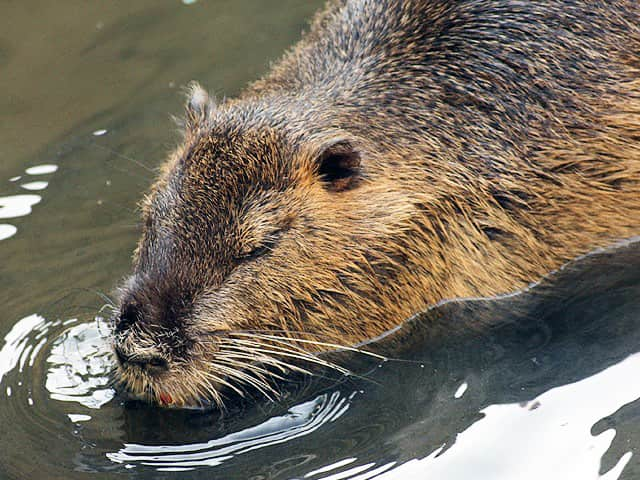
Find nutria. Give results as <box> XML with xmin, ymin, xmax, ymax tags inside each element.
<box><xmin>112</xmin><ymin>0</ymin><xmax>640</xmax><ymax>407</ymax></box>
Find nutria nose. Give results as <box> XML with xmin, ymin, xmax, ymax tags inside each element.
<box><xmin>114</xmin><ymin>346</ymin><xmax>168</xmax><ymax>372</ymax></box>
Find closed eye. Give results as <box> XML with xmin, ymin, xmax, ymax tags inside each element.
<box><xmin>242</xmin><ymin>241</ymin><xmax>274</xmax><ymax>260</ymax></box>
<box><xmin>238</xmin><ymin>229</ymin><xmax>284</xmax><ymax>261</ymax></box>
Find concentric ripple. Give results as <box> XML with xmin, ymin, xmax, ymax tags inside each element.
<box><xmin>45</xmin><ymin>319</ymin><xmax>115</xmax><ymax>408</ymax></box>
<box><xmin>0</xmin><ymin>314</ymin><xmax>115</xmax><ymax>409</ymax></box>
<box><xmin>106</xmin><ymin>390</ymin><xmax>357</xmax><ymax>472</ymax></box>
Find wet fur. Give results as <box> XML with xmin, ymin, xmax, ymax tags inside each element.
<box><xmin>114</xmin><ymin>0</ymin><xmax>640</xmax><ymax>407</ymax></box>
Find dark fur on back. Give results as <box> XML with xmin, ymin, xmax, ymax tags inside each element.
<box><xmin>113</xmin><ymin>0</ymin><xmax>640</xmax><ymax>407</ymax></box>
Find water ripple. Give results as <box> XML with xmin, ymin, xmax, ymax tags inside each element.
<box><xmin>106</xmin><ymin>390</ymin><xmax>357</xmax><ymax>471</ymax></box>
<box><xmin>0</xmin><ymin>314</ymin><xmax>115</xmax><ymax>409</ymax></box>
<box><xmin>45</xmin><ymin>320</ymin><xmax>115</xmax><ymax>409</ymax></box>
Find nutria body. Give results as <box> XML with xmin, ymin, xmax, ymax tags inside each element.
<box><xmin>113</xmin><ymin>0</ymin><xmax>640</xmax><ymax>407</ymax></box>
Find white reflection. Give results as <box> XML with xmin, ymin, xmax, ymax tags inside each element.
<box><xmin>376</xmin><ymin>353</ymin><xmax>640</xmax><ymax>480</ymax></box>
<box><xmin>25</xmin><ymin>164</ymin><xmax>58</xmax><ymax>175</ymax></box>
<box><xmin>454</xmin><ymin>382</ymin><xmax>468</xmax><ymax>399</ymax></box>
<box><xmin>0</xmin><ymin>314</ymin><xmax>47</xmax><ymax>384</ymax></box>
<box><xmin>20</xmin><ymin>181</ymin><xmax>48</xmax><ymax>191</ymax></box>
<box><xmin>0</xmin><ymin>224</ymin><xmax>17</xmax><ymax>241</ymax></box>
<box><xmin>305</xmin><ymin>457</ymin><xmax>357</xmax><ymax>478</ymax></box>
<box><xmin>307</xmin><ymin>460</ymin><xmax>397</xmax><ymax>480</ymax></box>
<box><xmin>68</xmin><ymin>414</ymin><xmax>92</xmax><ymax>423</ymax></box>
<box><xmin>106</xmin><ymin>391</ymin><xmax>356</xmax><ymax>470</ymax></box>
<box><xmin>0</xmin><ymin>194</ymin><xmax>41</xmax><ymax>219</ymax></box>
<box><xmin>45</xmin><ymin>321</ymin><xmax>115</xmax><ymax>409</ymax></box>
<box><xmin>0</xmin><ymin>313</ymin><xmax>115</xmax><ymax>410</ymax></box>
<box><xmin>92</xmin><ymin>129</ymin><xmax>108</xmax><ymax>136</ymax></box>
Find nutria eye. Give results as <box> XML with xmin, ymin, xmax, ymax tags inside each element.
<box><xmin>317</xmin><ymin>140</ymin><xmax>361</xmax><ymax>191</ymax></box>
<box><xmin>239</xmin><ymin>230</ymin><xmax>283</xmax><ymax>261</ymax></box>
<box><xmin>244</xmin><ymin>243</ymin><xmax>272</xmax><ymax>259</ymax></box>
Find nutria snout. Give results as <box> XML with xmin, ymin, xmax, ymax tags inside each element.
<box><xmin>113</xmin><ymin>0</ymin><xmax>640</xmax><ymax>407</ymax></box>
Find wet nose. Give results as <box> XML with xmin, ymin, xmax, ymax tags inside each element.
<box><xmin>114</xmin><ymin>346</ymin><xmax>168</xmax><ymax>372</ymax></box>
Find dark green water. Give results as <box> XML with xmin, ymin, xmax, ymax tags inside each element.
<box><xmin>1</xmin><ymin>2</ymin><xmax>639</xmax><ymax>479</ymax></box>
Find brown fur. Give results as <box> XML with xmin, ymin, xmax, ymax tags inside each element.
<box><xmin>113</xmin><ymin>0</ymin><xmax>640</xmax><ymax>407</ymax></box>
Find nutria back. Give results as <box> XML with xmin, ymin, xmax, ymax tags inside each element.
<box><xmin>112</xmin><ymin>0</ymin><xmax>640</xmax><ymax>407</ymax></box>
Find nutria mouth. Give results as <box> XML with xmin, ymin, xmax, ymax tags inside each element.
<box><xmin>113</xmin><ymin>0</ymin><xmax>640</xmax><ymax>408</ymax></box>
<box><xmin>112</xmin><ymin>323</ymin><xmax>357</xmax><ymax>407</ymax></box>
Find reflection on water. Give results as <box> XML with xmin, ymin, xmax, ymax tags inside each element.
<box><xmin>107</xmin><ymin>391</ymin><xmax>355</xmax><ymax>472</ymax></box>
<box><xmin>24</xmin><ymin>165</ymin><xmax>58</xmax><ymax>175</ymax></box>
<box><xmin>1</xmin><ymin>162</ymin><xmax>58</xmax><ymax>241</ymax></box>
<box><xmin>46</xmin><ymin>319</ymin><xmax>115</xmax><ymax>409</ymax></box>
<box><xmin>20</xmin><ymin>181</ymin><xmax>49</xmax><ymax>191</ymax></box>
<box><xmin>0</xmin><ymin>194</ymin><xmax>42</xmax><ymax>219</ymax></box>
<box><xmin>0</xmin><ymin>314</ymin><xmax>47</xmax><ymax>385</ymax></box>
<box><xmin>375</xmin><ymin>355</ymin><xmax>638</xmax><ymax>480</ymax></box>
<box><xmin>0</xmin><ymin>314</ymin><xmax>115</xmax><ymax>409</ymax></box>
<box><xmin>0</xmin><ymin>224</ymin><xmax>17</xmax><ymax>241</ymax></box>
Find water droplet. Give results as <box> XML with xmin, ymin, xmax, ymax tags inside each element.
<box><xmin>92</xmin><ymin>129</ymin><xmax>108</xmax><ymax>136</ymax></box>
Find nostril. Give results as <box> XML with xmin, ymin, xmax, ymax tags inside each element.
<box><xmin>147</xmin><ymin>357</ymin><xmax>169</xmax><ymax>371</ymax></box>
<box><xmin>115</xmin><ymin>303</ymin><xmax>139</xmax><ymax>333</ymax></box>
<box><xmin>129</xmin><ymin>355</ymin><xmax>168</xmax><ymax>372</ymax></box>
<box><xmin>115</xmin><ymin>346</ymin><xmax>168</xmax><ymax>372</ymax></box>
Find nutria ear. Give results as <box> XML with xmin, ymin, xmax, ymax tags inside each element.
<box><xmin>315</xmin><ymin>138</ymin><xmax>362</xmax><ymax>192</ymax></box>
<box><xmin>184</xmin><ymin>81</ymin><xmax>214</xmax><ymax>130</ymax></box>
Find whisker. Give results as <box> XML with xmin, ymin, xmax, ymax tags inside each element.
<box><xmin>91</xmin><ymin>142</ymin><xmax>157</xmax><ymax>174</ymax></box>
<box><xmin>215</xmin><ymin>357</ymin><xmax>280</xmax><ymax>390</ymax></box>
<box><xmin>223</xmin><ymin>339</ymin><xmax>352</xmax><ymax>376</ymax></box>
<box><xmin>218</xmin><ymin>342</ymin><xmax>312</xmax><ymax>372</ymax></box>
<box><xmin>234</xmin><ymin>332</ymin><xmax>388</xmax><ymax>361</ymax></box>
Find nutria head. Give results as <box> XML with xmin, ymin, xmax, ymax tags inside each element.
<box><xmin>112</xmin><ymin>84</ymin><xmax>424</xmax><ymax>407</ymax></box>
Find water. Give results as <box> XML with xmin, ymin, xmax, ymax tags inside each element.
<box><xmin>1</xmin><ymin>2</ymin><xmax>639</xmax><ymax>479</ymax></box>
